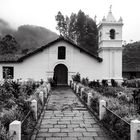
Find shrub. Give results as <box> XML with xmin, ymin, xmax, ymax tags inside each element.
<box><xmin>101</xmin><ymin>112</ymin><xmax>130</xmax><ymax>140</ymax></box>
<box><xmin>102</xmin><ymin>87</ymin><xmax>117</xmax><ymax>97</ymax></box>
<box><xmin>88</xmin><ymin>80</ymin><xmax>100</xmax><ymax>88</ymax></box>
<box><xmin>90</xmin><ymin>97</ymin><xmax>99</xmax><ymax>114</ymax></box>
<box><xmin>40</xmin><ymin>79</ymin><xmax>44</xmax><ymax>85</ymax></box>
<box><xmin>72</xmin><ymin>73</ymin><xmax>81</xmax><ymax>82</ymax></box>
<box><xmin>111</xmin><ymin>79</ymin><xmax>118</xmax><ymax>87</ymax></box>
<box><xmin>4</xmin><ymin>99</ymin><xmax>16</xmax><ymax>109</ymax></box>
<box><xmin>21</xmin><ymin>110</ymin><xmax>36</xmax><ymax>136</ymax></box>
<box><xmin>0</xmin><ymin>80</ymin><xmax>41</xmax><ymax>139</ymax></box>
<box><xmin>102</xmin><ymin>80</ymin><xmax>108</xmax><ymax>87</ymax></box>
<box><xmin>81</xmin><ymin>90</ymin><xmax>88</xmax><ymax>103</ymax></box>
<box><xmin>0</xmin><ymin>122</ymin><xmax>10</xmax><ymax>140</ymax></box>
<box><xmin>81</xmin><ymin>81</ymin><xmax>140</xmax><ymax>140</ymax></box>
<box><xmin>93</xmin><ymin>86</ymin><xmax>117</xmax><ymax>97</ymax></box>
<box><xmin>122</xmin><ymin>79</ymin><xmax>140</xmax><ymax>88</ymax></box>
<box><xmin>48</xmin><ymin>77</ymin><xmax>58</xmax><ymax>87</ymax></box>
<box><xmin>20</xmin><ymin>82</ymin><xmax>37</xmax><ymax>98</ymax></box>
<box><xmin>0</xmin><ymin>88</ymin><xmax>13</xmax><ymax>103</ymax></box>
<box><xmin>81</xmin><ymin>77</ymin><xmax>89</xmax><ymax>86</ymax></box>
<box><xmin>100</xmin><ymin>97</ymin><xmax>132</xmax><ymax>140</ymax></box>
<box><xmin>1</xmin><ymin>108</ymin><xmax>18</xmax><ymax>131</ymax></box>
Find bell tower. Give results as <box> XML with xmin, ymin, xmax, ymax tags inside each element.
<box><xmin>98</xmin><ymin>6</ymin><xmax>123</xmax><ymax>82</ymax></box>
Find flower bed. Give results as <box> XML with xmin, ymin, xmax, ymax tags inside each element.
<box><xmin>0</xmin><ymin>79</ymin><xmax>47</xmax><ymax>140</ymax></box>
<box><xmin>123</xmin><ymin>79</ymin><xmax>140</xmax><ymax>88</ymax></box>
<box><xmin>101</xmin><ymin>107</ymin><xmax>130</xmax><ymax>140</ymax></box>
<box><xmin>72</xmin><ymin>81</ymin><xmax>140</xmax><ymax>140</ymax></box>
<box><xmin>90</xmin><ymin>97</ymin><xmax>99</xmax><ymax>116</ymax></box>
<box><xmin>87</xmin><ymin>86</ymin><xmax>139</xmax><ymax>122</ymax></box>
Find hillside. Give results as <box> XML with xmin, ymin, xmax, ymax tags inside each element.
<box><xmin>14</xmin><ymin>25</ymin><xmax>58</xmax><ymax>52</ymax></box>
<box><xmin>123</xmin><ymin>41</ymin><xmax>140</xmax><ymax>71</ymax></box>
<box><xmin>0</xmin><ymin>19</ymin><xmax>58</xmax><ymax>54</ymax></box>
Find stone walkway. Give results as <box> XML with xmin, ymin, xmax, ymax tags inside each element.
<box><xmin>36</xmin><ymin>87</ymin><xmax>113</xmax><ymax>140</ymax></box>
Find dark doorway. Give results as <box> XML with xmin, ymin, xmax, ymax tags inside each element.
<box><xmin>54</xmin><ymin>64</ymin><xmax>68</xmax><ymax>85</ymax></box>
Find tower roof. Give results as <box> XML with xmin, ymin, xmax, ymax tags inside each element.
<box><xmin>106</xmin><ymin>11</ymin><xmax>116</xmax><ymax>22</ymax></box>
<box><xmin>102</xmin><ymin>5</ymin><xmax>116</xmax><ymax>22</ymax></box>
<box><xmin>98</xmin><ymin>5</ymin><xmax>123</xmax><ymax>26</ymax></box>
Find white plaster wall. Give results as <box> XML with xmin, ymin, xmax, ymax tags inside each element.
<box><xmin>102</xmin><ymin>25</ymin><xmax>122</xmax><ymax>41</ymax></box>
<box><xmin>98</xmin><ymin>21</ymin><xmax>123</xmax><ymax>82</ymax></box>
<box><xmin>98</xmin><ymin>50</ymin><xmax>111</xmax><ymax>79</ymax></box>
<box><xmin>0</xmin><ymin>49</ymin><xmax>50</xmax><ymax>81</ymax></box>
<box><xmin>46</xmin><ymin>41</ymin><xmax>103</xmax><ymax>81</ymax></box>
<box><xmin>0</xmin><ymin>41</ymin><xmax>105</xmax><ymax>82</ymax></box>
<box><xmin>114</xmin><ymin>50</ymin><xmax>122</xmax><ymax>79</ymax></box>
<box><xmin>98</xmin><ymin>24</ymin><xmax>123</xmax><ymax>49</ymax></box>
<box><xmin>99</xmin><ymin>48</ymin><xmax>122</xmax><ymax>80</ymax></box>
<box><xmin>102</xmin><ymin>41</ymin><xmax>122</xmax><ymax>48</ymax></box>
<box><xmin>0</xmin><ymin>40</ymin><xmax>122</xmax><ymax>82</ymax></box>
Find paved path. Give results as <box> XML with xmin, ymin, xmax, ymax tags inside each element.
<box><xmin>36</xmin><ymin>87</ymin><xmax>113</xmax><ymax>140</ymax></box>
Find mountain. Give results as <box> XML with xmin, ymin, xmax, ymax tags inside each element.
<box><xmin>14</xmin><ymin>25</ymin><xmax>58</xmax><ymax>53</ymax></box>
<box><xmin>0</xmin><ymin>19</ymin><xmax>58</xmax><ymax>54</ymax></box>
<box><xmin>123</xmin><ymin>41</ymin><xmax>140</xmax><ymax>72</ymax></box>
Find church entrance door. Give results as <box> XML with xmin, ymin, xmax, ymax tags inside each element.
<box><xmin>54</xmin><ymin>64</ymin><xmax>68</xmax><ymax>85</ymax></box>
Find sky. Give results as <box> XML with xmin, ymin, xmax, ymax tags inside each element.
<box><xmin>0</xmin><ymin>0</ymin><xmax>139</xmax><ymax>43</ymax></box>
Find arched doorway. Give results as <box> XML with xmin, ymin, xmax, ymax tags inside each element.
<box><xmin>54</xmin><ymin>64</ymin><xmax>68</xmax><ymax>85</ymax></box>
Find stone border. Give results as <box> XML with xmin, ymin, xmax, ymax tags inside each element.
<box><xmin>71</xmin><ymin>87</ymin><xmax>117</xmax><ymax>140</ymax></box>
<box><xmin>31</xmin><ymin>96</ymin><xmax>50</xmax><ymax>140</ymax></box>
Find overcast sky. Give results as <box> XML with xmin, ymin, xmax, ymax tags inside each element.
<box><xmin>0</xmin><ymin>0</ymin><xmax>139</xmax><ymax>42</ymax></box>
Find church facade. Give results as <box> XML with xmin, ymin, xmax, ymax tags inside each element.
<box><xmin>0</xmin><ymin>10</ymin><xmax>123</xmax><ymax>85</ymax></box>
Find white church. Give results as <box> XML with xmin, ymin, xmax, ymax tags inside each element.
<box><xmin>0</xmin><ymin>9</ymin><xmax>123</xmax><ymax>85</ymax></box>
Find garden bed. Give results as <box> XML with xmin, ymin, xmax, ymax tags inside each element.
<box><xmin>72</xmin><ymin>81</ymin><xmax>140</xmax><ymax>140</ymax></box>
<box><xmin>0</xmin><ymin>79</ymin><xmax>48</xmax><ymax>140</ymax></box>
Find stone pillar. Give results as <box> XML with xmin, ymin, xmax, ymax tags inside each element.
<box><xmin>9</xmin><ymin>120</ymin><xmax>21</xmax><ymax>140</ymax></box>
<box><xmin>39</xmin><ymin>91</ymin><xmax>44</xmax><ymax>105</ymax></box>
<box><xmin>99</xmin><ymin>100</ymin><xmax>106</xmax><ymax>120</ymax></box>
<box><xmin>131</xmin><ymin>120</ymin><xmax>140</xmax><ymax>140</ymax></box>
<box><xmin>87</xmin><ymin>92</ymin><xmax>92</xmax><ymax>107</ymax></box>
<box><xmin>76</xmin><ymin>85</ymin><xmax>79</xmax><ymax>94</ymax></box>
<box><xmin>80</xmin><ymin>88</ymin><xmax>84</xmax><ymax>99</ymax></box>
<box><xmin>31</xmin><ymin>99</ymin><xmax>38</xmax><ymax>120</ymax></box>
<box><xmin>44</xmin><ymin>87</ymin><xmax>48</xmax><ymax>98</ymax></box>
<box><xmin>73</xmin><ymin>83</ymin><xmax>76</xmax><ymax>91</ymax></box>
<box><xmin>47</xmin><ymin>83</ymin><xmax>51</xmax><ymax>93</ymax></box>
<box><xmin>68</xmin><ymin>80</ymin><xmax>71</xmax><ymax>86</ymax></box>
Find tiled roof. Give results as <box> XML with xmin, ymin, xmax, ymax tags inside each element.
<box><xmin>0</xmin><ymin>36</ymin><xmax>102</xmax><ymax>63</ymax></box>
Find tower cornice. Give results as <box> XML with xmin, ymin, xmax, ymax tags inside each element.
<box><xmin>98</xmin><ymin>22</ymin><xmax>123</xmax><ymax>29</ymax></box>
<box><xmin>98</xmin><ymin>47</ymin><xmax>123</xmax><ymax>53</ymax></box>
<box><xmin>99</xmin><ymin>39</ymin><xmax>123</xmax><ymax>45</ymax></box>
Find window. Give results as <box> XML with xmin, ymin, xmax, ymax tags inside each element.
<box><xmin>110</xmin><ymin>29</ymin><xmax>115</xmax><ymax>39</ymax></box>
<box><xmin>3</xmin><ymin>66</ymin><xmax>14</xmax><ymax>79</ymax></box>
<box><xmin>58</xmin><ymin>46</ymin><xmax>66</xmax><ymax>59</ymax></box>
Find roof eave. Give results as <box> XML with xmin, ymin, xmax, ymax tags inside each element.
<box><xmin>0</xmin><ymin>36</ymin><xmax>103</xmax><ymax>63</ymax></box>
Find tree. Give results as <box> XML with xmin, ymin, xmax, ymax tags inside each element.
<box><xmin>84</xmin><ymin>17</ymin><xmax>98</xmax><ymax>53</ymax></box>
<box><xmin>55</xmin><ymin>10</ymin><xmax>98</xmax><ymax>55</ymax></box>
<box><xmin>68</xmin><ymin>13</ymin><xmax>77</xmax><ymax>42</ymax></box>
<box><xmin>0</xmin><ymin>34</ymin><xmax>20</xmax><ymax>54</ymax></box>
<box><xmin>75</xmin><ymin>10</ymin><xmax>87</xmax><ymax>46</ymax></box>
<box><xmin>55</xmin><ymin>11</ymin><xmax>68</xmax><ymax>36</ymax></box>
<box><xmin>123</xmin><ymin>41</ymin><xmax>140</xmax><ymax>72</ymax></box>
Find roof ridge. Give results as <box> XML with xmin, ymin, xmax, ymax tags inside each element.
<box><xmin>0</xmin><ymin>36</ymin><xmax>102</xmax><ymax>63</ymax></box>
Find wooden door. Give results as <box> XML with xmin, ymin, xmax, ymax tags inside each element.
<box><xmin>54</xmin><ymin>64</ymin><xmax>68</xmax><ymax>85</ymax></box>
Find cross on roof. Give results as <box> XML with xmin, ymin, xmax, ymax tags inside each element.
<box><xmin>109</xmin><ymin>5</ymin><xmax>112</xmax><ymax>12</ymax></box>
